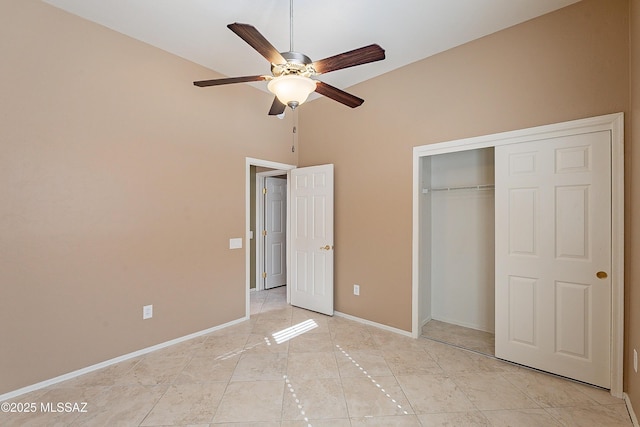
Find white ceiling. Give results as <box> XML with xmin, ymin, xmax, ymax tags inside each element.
<box><xmin>43</xmin><ymin>0</ymin><xmax>580</xmax><ymax>95</ymax></box>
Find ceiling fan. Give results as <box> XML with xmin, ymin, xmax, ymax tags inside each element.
<box><xmin>193</xmin><ymin>1</ymin><xmax>386</xmax><ymax>116</ymax></box>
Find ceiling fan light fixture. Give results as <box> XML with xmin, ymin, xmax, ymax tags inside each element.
<box><xmin>267</xmin><ymin>74</ymin><xmax>317</xmax><ymax>109</ymax></box>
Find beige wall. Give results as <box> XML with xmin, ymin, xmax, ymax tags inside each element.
<box><xmin>299</xmin><ymin>0</ymin><xmax>633</xmax><ymax>383</ymax></box>
<box><xmin>0</xmin><ymin>0</ymin><xmax>295</xmax><ymax>395</ymax></box>
<box><xmin>628</xmin><ymin>0</ymin><xmax>640</xmax><ymax>413</ymax></box>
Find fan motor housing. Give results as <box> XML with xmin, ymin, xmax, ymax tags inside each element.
<box><xmin>271</xmin><ymin>51</ymin><xmax>315</xmax><ymax>77</ymax></box>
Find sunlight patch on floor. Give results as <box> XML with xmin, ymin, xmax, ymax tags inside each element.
<box><xmin>272</xmin><ymin>319</ymin><xmax>318</xmax><ymax>344</ymax></box>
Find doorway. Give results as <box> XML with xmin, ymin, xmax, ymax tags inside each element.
<box><xmin>245</xmin><ymin>158</ymin><xmax>296</xmax><ymax>316</ymax></box>
<box><xmin>420</xmin><ymin>148</ymin><xmax>496</xmax><ymax>356</ymax></box>
<box><xmin>256</xmin><ymin>172</ymin><xmax>288</xmax><ymax>291</ymax></box>
<box><xmin>412</xmin><ymin>113</ymin><xmax>624</xmax><ymax>396</ymax></box>
<box><xmin>246</xmin><ymin>158</ymin><xmax>336</xmax><ymax>318</ymax></box>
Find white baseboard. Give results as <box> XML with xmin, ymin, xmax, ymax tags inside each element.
<box><xmin>430</xmin><ymin>315</ymin><xmax>494</xmax><ymax>334</ymax></box>
<box><xmin>334</xmin><ymin>311</ymin><xmax>412</xmax><ymax>337</ymax></box>
<box><xmin>420</xmin><ymin>316</ymin><xmax>432</xmax><ymax>329</ymax></box>
<box><xmin>0</xmin><ymin>316</ymin><xmax>249</xmax><ymax>402</ymax></box>
<box><xmin>625</xmin><ymin>393</ymin><xmax>640</xmax><ymax>427</ymax></box>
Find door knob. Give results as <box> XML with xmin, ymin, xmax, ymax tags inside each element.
<box><xmin>320</xmin><ymin>245</ymin><xmax>332</xmax><ymax>250</ymax></box>
<box><xmin>596</xmin><ymin>271</ymin><xmax>608</xmax><ymax>279</ymax></box>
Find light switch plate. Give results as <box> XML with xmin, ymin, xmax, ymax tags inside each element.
<box><xmin>229</xmin><ymin>238</ymin><xmax>242</xmax><ymax>249</ymax></box>
<box><xmin>143</xmin><ymin>305</ymin><xmax>153</xmax><ymax>320</ymax></box>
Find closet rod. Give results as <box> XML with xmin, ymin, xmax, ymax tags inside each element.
<box><xmin>422</xmin><ymin>184</ymin><xmax>495</xmax><ymax>194</ymax></box>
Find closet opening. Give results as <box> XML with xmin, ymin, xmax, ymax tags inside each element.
<box><xmin>419</xmin><ymin>147</ymin><xmax>496</xmax><ymax>356</ymax></box>
<box><xmin>411</xmin><ymin>113</ymin><xmax>624</xmax><ymax>395</ymax></box>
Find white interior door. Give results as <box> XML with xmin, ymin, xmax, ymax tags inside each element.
<box><xmin>290</xmin><ymin>164</ymin><xmax>334</xmax><ymax>315</ymax></box>
<box><xmin>264</xmin><ymin>177</ymin><xmax>287</xmax><ymax>289</ymax></box>
<box><xmin>495</xmin><ymin>131</ymin><xmax>611</xmax><ymax>388</ymax></box>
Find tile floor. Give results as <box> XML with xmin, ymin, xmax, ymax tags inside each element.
<box><xmin>0</xmin><ymin>286</ymin><xmax>633</xmax><ymax>426</ymax></box>
<box><xmin>421</xmin><ymin>320</ymin><xmax>495</xmax><ymax>356</ymax></box>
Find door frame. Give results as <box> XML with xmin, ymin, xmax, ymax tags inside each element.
<box><xmin>411</xmin><ymin>113</ymin><xmax>624</xmax><ymax>396</ymax></box>
<box><xmin>245</xmin><ymin>158</ymin><xmax>296</xmax><ymax>316</ymax></box>
<box><xmin>256</xmin><ymin>171</ymin><xmax>288</xmax><ymax>291</ymax></box>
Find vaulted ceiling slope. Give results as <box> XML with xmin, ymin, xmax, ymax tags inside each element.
<box><xmin>43</xmin><ymin>0</ymin><xmax>581</xmax><ymax>93</ymax></box>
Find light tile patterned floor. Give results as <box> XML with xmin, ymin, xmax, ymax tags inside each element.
<box><xmin>422</xmin><ymin>319</ymin><xmax>495</xmax><ymax>356</ymax></box>
<box><xmin>0</xmin><ymin>286</ymin><xmax>633</xmax><ymax>426</ymax></box>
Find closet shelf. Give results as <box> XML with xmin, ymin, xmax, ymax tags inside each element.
<box><xmin>422</xmin><ymin>184</ymin><xmax>495</xmax><ymax>194</ymax></box>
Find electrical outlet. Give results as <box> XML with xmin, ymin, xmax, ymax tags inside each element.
<box><xmin>143</xmin><ymin>305</ymin><xmax>153</xmax><ymax>320</ymax></box>
<box><xmin>353</xmin><ymin>284</ymin><xmax>360</xmax><ymax>296</ymax></box>
<box><xmin>634</xmin><ymin>349</ymin><xmax>638</xmax><ymax>373</ymax></box>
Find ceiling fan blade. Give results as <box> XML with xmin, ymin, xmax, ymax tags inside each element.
<box><xmin>312</xmin><ymin>44</ymin><xmax>385</xmax><ymax>75</ymax></box>
<box><xmin>268</xmin><ymin>97</ymin><xmax>286</xmax><ymax>116</ymax></box>
<box><xmin>315</xmin><ymin>81</ymin><xmax>364</xmax><ymax>108</ymax></box>
<box><xmin>193</xmin><ymin>75</ymin><xmax>267</xmax><ymax>87</ymax></box>
<box><xmin>228</xmin><ymin>23</ymin><xmax>287</xmax><ymax>64</ymax></box>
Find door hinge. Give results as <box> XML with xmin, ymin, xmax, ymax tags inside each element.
<box><xmin>262</xmin><ymin>230</ymin><xmax>267</xmax><ymax>236</ymax></box>
<box><xmin>263</xmin><ymin>187</ymin><xmax>267</xmax><ymax>195</ymax></box>
<box><xmin>262</xmin><ymin>272</ymin><xmax>267</xmax><ymax>279</ymax></box>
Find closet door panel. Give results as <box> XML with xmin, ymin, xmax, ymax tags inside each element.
<box><xmin>507</xmin><ymin>275</ymin><xmax>538</xmax><ymax>346</ymax></box>
<box><xmin>555</xmin><ymin>185</ymin><xmax>589</xmax><ymax>260</ymax></box>
<box><xmin>555</xmin><ymin>280</ymin><xmax>591</xmax><ymax>359</ymax></box>
<box><xmin>508</xmin><ymin>188</ymin><xmax>538</xmax><ymax>256</ymax></box>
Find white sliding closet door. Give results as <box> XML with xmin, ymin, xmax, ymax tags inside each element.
<box><xmin>495</xmin><ymin>131</ymin><xmax>611</xmax><ymax>388</ymax></box>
